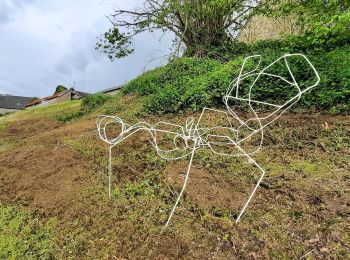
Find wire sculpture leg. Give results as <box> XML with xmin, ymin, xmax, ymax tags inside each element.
<box><xmin>108</xmin><ymin>146</ymin><xmax>113</xmax><ymax>198</ymax></box>
<box><xmin>108</xmin><ymin>144</ymin><xmax>118</xmax><ymax>198</ymax></box>
<box><xmin>235</xmin><ymin>145</ymin><xmax>266</xmax><ymax>223</ymax></box>
<box><xmin>165</xmin><ymin>140</ymin><xmax>198</xmax><ymax>227</ymax></box>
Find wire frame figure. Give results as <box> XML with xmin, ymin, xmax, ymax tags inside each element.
<box><xmin>97</xmin><ymin>54</ymin><xmax>320</xmax><ymax>227</ymax></box>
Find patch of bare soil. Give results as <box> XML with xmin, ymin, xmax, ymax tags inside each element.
<box><xmin>0</xmin><ymin>118</ymin><xmax>96</xmax><ymax>219</ymax></box>
<box><xmin>163</xmin><ymin>161</ymin><xmax>247</xmax><ymax>214</ymax></box>
<box><xmin>0</xmin><ymin>118</ymin><xmax>61</xmax><ymax>140</ymax></box>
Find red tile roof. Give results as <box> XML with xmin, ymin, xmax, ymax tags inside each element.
<box><xmin>26</xmin><ymin>99</ymin><xmax>42</xmax><ymax>107</ymax></box>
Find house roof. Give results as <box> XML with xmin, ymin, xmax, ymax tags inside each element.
<box><xmin>25</xmin><ymin>88</ymin><xmax>90</xmax><ymax>107</ymax></box>
<box><xmin>100</xmin><ymin>85</ymin><xmax>124</xmax><ymax>93</ymax></box>
<box><xmin>26</xmin><ymin>99</ymin><xmax>41</xmax><ymax>107</ymax></box>
<box><xmin>0</xmin><ymin>95</ymin><xmax>33</xmax><ymax>109</ymax></box>
<box><xmin>76</xmin><ymin>91</ymin><xmax>90</xmax><ymax>97</ymax></box>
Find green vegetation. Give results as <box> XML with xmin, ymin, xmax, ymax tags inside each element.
<box><xmin>56</xmin><ymin>110</ymin><xmax>85</xmax><ymax>123</ymax></box>
<box><xmin>56</xmin><ymin>93</ymin><xmax>111</xmax><ymax>122</ymax></box>
<box><xmin>122</xmin><ymin>46</ymin><xmax>350</xmax><ymax>114</ymax></box>
<box><xmin>97</xmin><ymin>0</ymin><xmax>261</xmax><ymax>60</ymax></box>
<box><xmin>0</xmin><ymin>1</ymin><xmax>349</xmax><ymax>258</ymax></box>
<box><xmin>98</xmin><ymin>0</ymin><xmax>349</xmax><ymax>60</ymax></box>
<box><xmin>264</xmin><ymin>0</ymin><xmax>350</xmax><ymax>50</ymax></box>
<box><xmin>0</xmin><ymin>100</ymin><xmax>81</xmax><ymax>124</ymax></box>
<box><xmin>0</xmin><ymin>86</ymin><xmax>349</xmax><ymax>258</ymax></box>
<box><xmin>0</xmin><ymin>112</ymin><xmax>14</xmax><ymax>117</ymax></box>
<box><xmin>97</xmin><ymin>0</ymin><xmax>349</xmax><ymax>115</ymax></box>
<box><xmin>81</xmin><ymin>93</ymin><xmax>112</xmax><ymax>110</ymax></box>
<box><xmin>0</xmin><ymin>204</ymin><xmax>56</xmax><ymax>259</ymax></box>
<box><xmin>54</xmin><ymin>85</ymin><xmax>68</xmax><ymax>94</ymax></box>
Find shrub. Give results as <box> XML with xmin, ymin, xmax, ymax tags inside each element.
<box><xmin>56</xmin><ymin>93</ymin><xmax>112</xmax><ymax>122</ymax></box>
<box><xmin>81</xmin><ymin>93</ymin><xmax>111</xmax><ymax>111</ymax></box>
<box><xmin>56</xmin><ymin>110</ymin><xmax>85</xmax><ymax>123</ymax></box>
<box><xmin>123</xmin><ymin>58</ymin><xmax>221</xmax><ymax>96</ymax></box>
<box><xmin>54</xmin><ymin>85</ymin><xmax>67</xmax><ymax>94</ymax></box>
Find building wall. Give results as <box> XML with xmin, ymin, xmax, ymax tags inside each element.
<box><xmin>25</xmin><ymin>89</ymin><xmax>86</xmax><ymax>109</ymax></box>
<box><xmin>42</xmin><ymin>91</ymin><xmax>72</xmax><ymax>106</ymax></box>
<box><xmin>26</xmin><ymin>104</ymin><xmax>39</xmax><ymax>109</ymax></box>
<box><xmin>72</xmin><ymin>92</ymin><xmax>82</xmax><ymax>100</ymax></box>
<box><xmin>239</xmin><ymin>15</ymin><xmax>299</xmax><ymax>43</ymax></box>
<box><xmin>0</xmin><ymin>108</ymin><xmax>20</xmax><ymax>114</ymax></box>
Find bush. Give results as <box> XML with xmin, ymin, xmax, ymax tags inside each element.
<box><xmin>122</xmin><ymin>45</ymin><xmax>350</xmax><ymax>114</ymax></box>
<box><xmin>123</xmin><ymin>58</ymin><xmax>221</xmax><ymax>96</ymax></box>
<box><xmin>56</xmin><ymin>110</ymin><xmax>85</xmax><ymax>123</ymax></box>
<box><xmin>57</xmin><ymin>93</ymin><xmax>112</xmax><ymax>122</ymax></box>
<box><xmin>124</xmin><ymin>58</ymin><xmax>229</xmax><ymax>114</ymax></box>
<box><xmin>81</xmin><ymin>93</ymin><xmax>111</xmax><ymax>111</ymax></box>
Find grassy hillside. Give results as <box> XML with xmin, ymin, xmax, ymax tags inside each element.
<box><xmin>122</xmin><ymin>46</ymin><xmax>350</xmax><ymax>114</ymax></box>
<box><xmin>0</xmin><ymin>91</ymin><xmax>349</xmax><ymax>258</ymax></box>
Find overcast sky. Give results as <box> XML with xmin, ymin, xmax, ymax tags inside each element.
<box><xmin>0</xmin><ymin>0</ymin><xmax>173</xmax><ymax>97</ymax></box>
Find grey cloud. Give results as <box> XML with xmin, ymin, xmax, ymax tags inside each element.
<box><xmin>13</xmin><ymin>0</ymin><xmax>37</xmax><ymax>8</ymax></box>
<box><xmin>0</xmin><ymin>12</ymin><xmax>10</xmax><ymax>24</ymax></box>
<box><xmin>0</xmin><ymin>0</ymin><xmax>174</xmax><ymax>97</ymax></box>
<box><xmin>0</xmin><ymin>0</ymin><xmax>37</xmax><ymax>24</ymax></box>
<box><xmin>56</xmin><ymin>49</ymin><xmax>90</xmax><ymax>75</ymax></box>
<box><xmin>0</xmin><ymin>2</ymin><xmax>12</xmax><ymax>24</ymax></box>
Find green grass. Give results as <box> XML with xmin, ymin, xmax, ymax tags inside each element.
<box><xmin>0</xmin><ymin>204</ymin><xmax>57</xmax><ymax>259</ymax></box>
<box><xmin>0</xmin><ymin>100</ymin><xmax>81</xmax><ymax>124</ymax></box>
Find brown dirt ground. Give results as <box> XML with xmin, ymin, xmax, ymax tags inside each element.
<box><xmin>164</xmin><ymin>161</ymin><xmax>248</xmax><ymax>214</ymax></box>
<box><xmin>0</xmin><ymin>112</ymin><xmax>349</xmax><ymax>259</ymax></box>
<box><xmin>0</xmin><ymin>118</ymin><xmax>96</xmax><ymax>218</ymax></box>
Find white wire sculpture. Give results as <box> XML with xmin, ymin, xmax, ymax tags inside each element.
<box><xmin>97</xmin><ymin>54</ymin><xmax>320</xmax><ymax>227</ymax></box>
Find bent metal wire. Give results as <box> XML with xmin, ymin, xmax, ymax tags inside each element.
<box><xmin>97</xmin><ymin>54</ymin><xmax>320</xmax><ymax>227</ymax></box>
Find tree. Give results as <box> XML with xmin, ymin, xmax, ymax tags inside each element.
<box><xmin>54</xmin><ymin>85</ymin><xmax>67</xmax><ymax>94</ymax></box>
<box><xmin>96</xmin><ymin>0</ymin><xmax>260</xmax><ymax>60</ymax></box>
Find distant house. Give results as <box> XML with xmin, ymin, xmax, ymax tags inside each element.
<box><xmin>26</xmin><ymin>87</ymin><xmax>90</xmax><ymax>109</ymax></box>
<box><xmin>100</xmin><ymin>85</ymin><xmax>124</xmax><ymax>96</ymax></box>
<box><xmin>0</xmin><ymin>95</ymin><xmax>33</xmax><ymax>114</ymax></box>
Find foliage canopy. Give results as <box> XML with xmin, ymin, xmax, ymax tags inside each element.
<box><xmin>54</xmin><ymin>85</ymin><xmax>68</xmax><ymax>94</ymax></box>
<box><xmin>96</xmin><ymin>0</ymin><xmax>260</xmax><ymax>60</ymax></box>
<box><xmin>264</xmin><ymin>0</ymin><xmax>350</xmax><ymax>48</ymax></box>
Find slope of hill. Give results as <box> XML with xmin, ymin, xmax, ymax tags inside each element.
<box><xmin>0</xmin><ymin>92</ymin><xmax>349</xmax><ymax>258</ymax></box>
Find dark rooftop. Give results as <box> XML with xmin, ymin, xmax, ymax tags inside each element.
<box><xmin>100</xmin><ymin>85</ymin><xmax>124</xmax><ymax>93</ymax></box>
<box><xmin>76</xmin><ymin>91</ymin><xmax>90</xmax><ymax>97</ymax></box>
<box><xmin>0</xmin><ymin>95</ymin><xmax>33</xmax><ymax>110</ymax></box>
